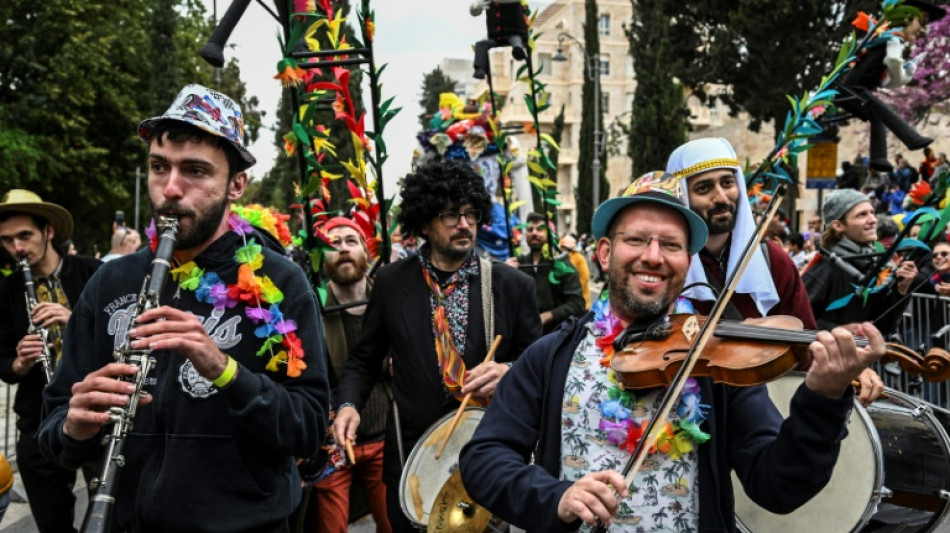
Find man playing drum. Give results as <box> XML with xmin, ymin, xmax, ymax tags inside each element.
<box><xmin>333</xmin><ymin>160</ymin><xmax>541</xmax><ymax>532</ymax></box>
<box><xmin>460</xmin><ymin>172</ymin><xmax>886</xmax><ymax>531</ymax></box>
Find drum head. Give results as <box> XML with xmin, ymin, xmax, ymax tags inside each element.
<box><xmin>399</xmin><ymin>407</ymin><xmax>485</xmax><ymax>528</ymax></box>
<box><xmin>733</xmin><ymin>373</ymin><xmax>882</xmax><ymax>533</ymax></box>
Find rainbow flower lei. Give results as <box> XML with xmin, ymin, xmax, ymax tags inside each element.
<box><xmin>146</xmin><ymin>214</ymin><xmax>307</xmax><ymax>378</ymax></box>
<box><xmin>591</xmin><ymin>291</ymin><xmax>710</xmax><ymax>460</ymax></box>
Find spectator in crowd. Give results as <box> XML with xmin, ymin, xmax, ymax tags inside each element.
<box><xmin>932</xmin><ymin>152</ymin><xmax>949</xmax><ymax>188</ymax></box>
<box><xmin>787</xmin><ymin>232</ymin><xmax>807</xmax><ymax>270</ymax></box>
<box><xmin>920</xmin><ymin>146</ymin><xmax>937</xmax><ymax>182</ymax></box>
<box><xmin>892</xmin><ymin>153</ymin><xmax>919</xmax><ymax>192</ymax></box>
<box><xmin>803</xmin><ymin>188</ymin><xmax>917</xmax><ymax>334</ymax></box>
<box><xmin>877</xmin><ymin>214</ymin><xmax>900</xmax><ymax>248</ymax></box>
<box><xmin>883</xmin><ymin>182</ymin><xmax>906</xmax><ymax>215</ymax></box>
<box><xmin>837</xmin><ymin>161</ymin><xmax>862</xmax><ymax>189</ymax></box>
<box><xmin>559</xmin><ymin>235</ymin><xmax>591</xmax><ymax>309</ymax></box>
<box><xmin>100</xmin><ymin>227</ymin><xmax>141</xmax><ymax>262</ymax></box>
<box><xmin>804</xmin><ymin>214</ymin><xmax>823</xmax><ymax>247</ymax></box>
<box><xmin>507</xmin><ymin>213</ymin><xmax>585</xmax><ymax>334</ymax></box>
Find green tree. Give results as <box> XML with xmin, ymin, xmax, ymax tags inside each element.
<box><xmin>575</xmin><ymin>0</ymin><xmax>607</xmax><ymax>236</ymax></box>
<box><xmin>624</xmin><ymin>0</ymin><xmax>688</xmax><ymax>177</ymax></box>
<box><xmin>0</xmin><ymin>0</ymin><xmax>261</xmax><ymax>252</ymax></box>
<box><xmin>418</xmin><ymin>66</ymin><xmax>459</xmax><ymax>129</ymax></box>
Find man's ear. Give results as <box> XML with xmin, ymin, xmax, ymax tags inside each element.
<box><xmin>830</xmin><ymin>220</ymin><xmax>844</xmax><ymax>233</ymax></box>
<box><xmin>228</xmin><ymin>172</ymin><xmax>248</xmax><ymax>201</ymax></box>
<box><xmin>596</xmin><ymin>237</ymin><xmax>612</xmax><ymax>272</ymax></box>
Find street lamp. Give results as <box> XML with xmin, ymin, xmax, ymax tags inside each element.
<box><xmin>552</xmin><ymin>32</ymin><xmax>604</xmax><ymax>211</ymax></box>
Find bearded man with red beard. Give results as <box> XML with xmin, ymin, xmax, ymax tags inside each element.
<box><xmin>308</xmin><ymin>217</ymin><xmax>392</xmax><ymax>533</ymax></box>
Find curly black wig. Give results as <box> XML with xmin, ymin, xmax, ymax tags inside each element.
<box><xmin>397</xmin><ymin>160</ymin><xmax>493</xmax><ymax>237</ymax></box>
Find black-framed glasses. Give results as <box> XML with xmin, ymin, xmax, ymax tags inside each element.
<box><xmin>438</xmin><ymin>209</ymin><xmax>481</xmax><ymax>228</ymax></box>
<box><xmin>609</xmin><ymin>233</ymin><xmax>687</xmax><ymax>254</ymax></box>
<box><xmin>935</xmin><ymin>251</ymin><xmax>950</xmax><ymax>258</ymax></box>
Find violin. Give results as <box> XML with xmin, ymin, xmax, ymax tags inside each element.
<box><xmin>610</xmin><ymin>314</ymin><xmax>950</xmax><ymax>390</ymax></box>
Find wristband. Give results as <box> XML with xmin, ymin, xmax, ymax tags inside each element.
<box><xmin>212</xmin><ymin>356</ymin><xmax>239</xmax><ymax>388</ymax></box>
<box><xmin>338</xmin><ymin>402</ymin><xmax>356</xmax><ymax>412</ymax></box>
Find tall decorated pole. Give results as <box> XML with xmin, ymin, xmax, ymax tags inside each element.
<box><xmin>273</xmin><ymin>0</ymin><xmax>398</xmax><ymax>302</ymax></box>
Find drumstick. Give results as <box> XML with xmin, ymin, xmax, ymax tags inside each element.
<box><xmin>344</xmin><ymin>438</ymin><xmax>356</xmax><ymax>465</ymax></box>
<box><xmin>435</xmin><ymin>335</ymin><xmax>503</xmax><ymax>459</ymax></box>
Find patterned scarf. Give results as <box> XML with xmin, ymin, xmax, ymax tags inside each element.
<box><xmin>420</xmin><ymin>261</ymin><xmax>484</xmax><ymax>406</ymax></box>
<box><xmin>35</xmin><ymin>259</ymin><xmax>68</xmax><ymax>369</ymax></box>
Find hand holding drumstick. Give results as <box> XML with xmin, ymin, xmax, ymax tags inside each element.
<box><xmin>436</xmin><ymin>335</ymin><xmax>503</xmax><ymax>459</ymax></box>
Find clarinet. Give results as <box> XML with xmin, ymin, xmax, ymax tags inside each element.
<box><xmin>19</xmin><ymin>257</ymin><xmax>54</xmax><ymax>383</ymax></box>
<box><xmin>83</xmin><ymin>216</ymin><xmax>178</xmax><ymax>533</ymax></box>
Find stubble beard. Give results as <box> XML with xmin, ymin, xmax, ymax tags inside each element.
<box><xmin>154</xmin><ymin>190</ymin><xmax>230</xmax><ymax>250</ymax></box>
<box><xmin>703</xmin><ymin>203</ymin><xmax>737</xmax><ymax>235</ymax></box>
<box><xmin>608</xmin><ymin>268</ymin><xmax>671</xmax><ymax>320</ymax></box>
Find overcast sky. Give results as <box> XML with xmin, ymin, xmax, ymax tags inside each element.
<box><xmin>201</xmin><ymin>0</ymin><xmax>496</xmax><ymax>201</ymax></box>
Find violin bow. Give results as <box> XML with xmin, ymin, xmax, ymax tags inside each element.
<box><xmin>592</xmin><ymin>184</ymin><xmax>789</xmax><ymax>533</ymax></box>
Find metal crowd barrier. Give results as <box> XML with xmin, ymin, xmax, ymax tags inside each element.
<box><xmin>877</xmin><ymin>292</ymin><xmax>950</xmax><ymax>408</ymax></box>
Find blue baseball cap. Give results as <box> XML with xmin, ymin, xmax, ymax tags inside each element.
<box><xmin>591</xmin><ymin>171</ymin><xmax>708</xmax><ymax>255</ymax></box>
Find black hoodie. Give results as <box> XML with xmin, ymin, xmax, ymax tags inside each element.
<box><xmin>39</xmin><ymin>231</ymin><xmax>329</xmax><ymax>532</ymax></box>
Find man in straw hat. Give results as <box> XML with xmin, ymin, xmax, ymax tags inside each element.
<box><xmin>666</xmin><ymin>137</ymin><xmax>884</xmax><ymax>405</ymax></box>
<box><xmin>38</xmin><ymin>84</ymin><xmax>329</xmax><ymax>532</ymax></box>
<box><xmin>0</xmin><ymin>189</ymin><xmax>100</xmax><ymax>532</ymax></box>
<box><xmin>460</xmin><ymin>171</ymin><xmax>885</xmax><ymax>531</ymax></box>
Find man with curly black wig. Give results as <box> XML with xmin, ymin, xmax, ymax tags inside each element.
<box><xmin>332</xmin><ymin>160</ymin><xmax>542</xmax><ymax>532</ymax></box>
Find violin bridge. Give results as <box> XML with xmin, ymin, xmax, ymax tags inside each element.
<box><xmin>682</xmin><ymin>315</ymin><xmax>700</xmax><ymax>343</ymax></box>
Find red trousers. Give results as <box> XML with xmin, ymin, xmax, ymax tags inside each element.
<box><xmin>310</xmin><ymin>439</ymin><xmax>391</xmax><ymax>533</ymax></box>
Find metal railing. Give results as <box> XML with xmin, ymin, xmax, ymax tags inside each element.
<box><xmin>875</xmin><ymin>292</ymin><xmax>950</xmax><ymax>408</ymax></box>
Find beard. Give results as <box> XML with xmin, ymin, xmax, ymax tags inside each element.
<box><xmin>154</xmin><ymin>191</ymin><xmax>229</xmax><ymax>250</ymax></box>
<box><xmin>433</xmin><ymin>228</ymin><xmax>475</xmax><ymax>261</ymax></box>
<box><xmin>326</xmin><ymin>253</ymin><xmax>369</xmax><ymax>285</ymax></box>
<box><xmin>608</xmin><ymin>274</ymin><xmax>670</xmax><ymax>318</ymax></box>
<box><xmin>701</xmin><ymin>202</ymin><xmax>737</xmax><ymax>235</ymax></box>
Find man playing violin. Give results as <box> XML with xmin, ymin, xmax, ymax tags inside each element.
<box><xmin>667</xmin><ymin>137</ymin><xmax>884</xmax><ymax>405</ymax></box>
<box><xmin>460</xmin><ymin>171</ymin><xmax>886</xmax><ymax>532</ymax></box>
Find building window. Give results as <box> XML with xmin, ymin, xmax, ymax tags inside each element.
<box><xmin>538</xmin><ymin>53</ymin><xmax>552</xmax><ymax>75</ymax></box>
<box><xmin>599</xmin><ymin>54</ymin><xmax>610</xmax><ymax>76</ymax></box>
<box><xmin>602</xmin><ymin>93</ymin><xmax>610</xmax><ymax>114</ymax></box>
<box><xmin>599</xmin><ymin>14</ymin><xmax>610</xmax><ymax>36</ymax></box>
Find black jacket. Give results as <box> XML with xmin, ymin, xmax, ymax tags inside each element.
<box><xmin>461</xmin><ymin>314</ymin><xmax>855</xmax><ymax>532</ymax></box>
<box><xmin>517</xmin><ymin>253</ymin><xmax>586</xmax><ymax>334</ymax></box>
<box><xmin>0</xmin><ymin>254</ymin><xmax>100</xmax><ymax>433</ymax></box>
<box><xmin>38</xmin><ymin>233</ymin><xmax>329</xmax><ymax>532</ymax></box>
<box><xmin>335</xmin><ymin>254</ymin><xmax>541</xmax><ymax>486</ymax></box>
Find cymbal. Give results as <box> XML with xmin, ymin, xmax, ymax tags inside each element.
<box><xmin>428</xmin><ymin>470</ymin><xmax>491</xmax><ymax>533</ymax></box>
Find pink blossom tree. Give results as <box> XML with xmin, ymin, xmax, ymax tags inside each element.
<box><xmin>882</xmin><ymin>5</ymin><xmax>950</xmax><ymax>124</ymax></box>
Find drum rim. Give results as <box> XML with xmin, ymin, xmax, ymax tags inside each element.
<box><xmin>735</xmin><ymin>372</ymin><xmax>886</xmax><ymax>532</ymax></box>
<box><xmin>864</xmin><ymin>386</ymin><xmax>950</xmax><ymax>531</ymax></box>
<box><xmin>398</xmin><ymin>406</ymin><xmax>486</xmax><ymax>527</ymax></box>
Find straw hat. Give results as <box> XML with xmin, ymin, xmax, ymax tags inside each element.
<box><xmin>0</xmin><ymin>189</ymin><xmax>74</xmax><ymax>243</ymax></box>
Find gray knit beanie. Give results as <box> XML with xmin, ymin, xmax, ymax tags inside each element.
<box><xmin>822</xmin><ymin>189</ymin><xmax>870</xmax><ymax>223</ymax></box>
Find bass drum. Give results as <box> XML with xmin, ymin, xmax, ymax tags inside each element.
<box><xmin>734</xmin><ymin>372</ymin><xmax>950</xmax><ymax>532</ymax></box>
<box><xmin>399</xmin><ymin>407</ymin><xmax>485</xmax><ymax>529</ymax></box>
